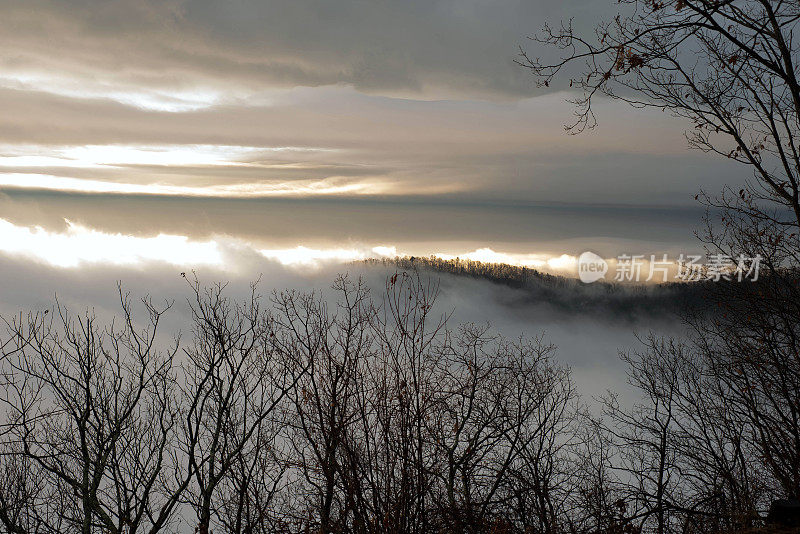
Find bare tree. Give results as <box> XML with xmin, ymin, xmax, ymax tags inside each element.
<box><xmin>0</xmin><ymin>272</ymin><xmax>587</xmax><ymax>534</ymax></box>
<box><xmin>433</xmin><ymin>327</ymin><xmax>577</xmax><ymax>534</ymax></box>
<box><xmin>359</xmin><ymin>272</ymin><xmax>447</xmax><ymax>534</ymax></box>
<box><xmin>522</xmin><ymin>0</ymin><xmax>800</xmax><ymax>225</ymax></box>
<box><xmin>603</xmin><ymin>333</ymin><xmax>775</xmax><ymax>532</ymax></box>
<box><xmin>0</xmin><ymin>287</ymin><xmax>183</xmax><ymax>534</ymax></box>
<box><xmin>605</xmin><ymin>336</ymin><xmax>683</xmax><ymax>534</ymax></box>
<box><xmin>268</xmin><ymin>272</ymin><xmax>583</xmax><ymax>534</ymax></box>
<box><xmin>523</xmin><ymin>1</ymin><xmax>800</xmax><ymax>528</ymax></box>
<box><xmin>270</xmin><ymin>275</ymin><xmax>375</xmax><ymax>533</ymax></box>
<box><xmin>179</xmin><ymin>276</ymin><xmax>299</xmax><ymax>534</ymax></box>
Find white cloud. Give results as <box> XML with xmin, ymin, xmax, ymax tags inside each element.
<box><xmin>433</xmin><ymin>248</ymin><xmax>578</xmax><ymax>272</ymax></box>
<box><xmin>0</xmin><ymin>218</ymin><xmax>222</xmax><ymax>268</ymax></box>
<box><xmin>0</xmin><ymin>218</ymin><xmax>609</xmax><ymax>276</ymax></box>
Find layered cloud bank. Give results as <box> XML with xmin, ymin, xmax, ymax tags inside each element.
<box><xmin>0</xmin><ymin>217</ymin><xmax>701</xmax><ymax>290</ymax></box>
<box><xmin>0</xmin><ymin>0</ymin><xmax>741</xmax><ymax>209</ymax></box>
<box><xmin>0</xmin><ymin>88</ymin><xmax>736</xmax><ymax>206</ymax></box>
<box><xmin>0</xmin><ymin>217</ymin><xmax>586</xmax><ymax>272</ymax></box>
<box><xmin>0</xmin><ymin>0</ymin><xmax>592</xmax><ymax>102</ymax></box>
<box><xmin>0</xmin><ymin>0</ymin><xmax>742</xmax><ymax>275</ymax></box>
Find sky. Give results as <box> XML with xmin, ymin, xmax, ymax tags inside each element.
<box><xmin>0</xmin><ymin>0</ymin><xmax>748</xmax><ymax>273</ymax></box>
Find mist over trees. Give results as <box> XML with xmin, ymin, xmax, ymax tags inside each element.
<box><xmin>0</xmin><ymin>273</ymin><xmax>588</xmax><ymax>534</ymax></box>
<box><xmin>364</xmin><ymin>256</ymin><xmax>714</xmax><ymax>322</ymax></box>
<box><xmin>0</xmin><ymin>261</ymin><xmax>797</xmax><ymax>533</ymax></box>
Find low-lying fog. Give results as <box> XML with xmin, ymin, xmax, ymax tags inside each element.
<box><xmin>0</xmin><ymin>253</ymin><xmax>690</xmax><ymax>406</ymax></box>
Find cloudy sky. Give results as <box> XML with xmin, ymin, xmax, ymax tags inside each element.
<box><xmin>0</xmin><ymin>0</ymin><xmax>743</xmax><ymax>271</ymax></box>
<box><xmin>0</xmin><ymin>0</ymin><xmax>744</xmax><ymax>402</ymax></box>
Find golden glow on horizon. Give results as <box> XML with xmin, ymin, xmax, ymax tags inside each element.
<box><xmin>434</xmin><ymin>248</ymin><xmax>578</xmax><ymax>271</ymax></box>
<box><xmin>0</xmin><ymin>173</ymin><xmax>385</xmax><ymax>197</ymax></box>
<box><xmin>0</xmin><ymin>143</ymin><xmax>469</xmax><ymax>198</ymax></box>
<box><xmin>0</xmin><ymin>144</ymin><xmax>334</xmax><ymax>168</ymax></box>
<box><xmin>0</xmin><ymin>218</ymin><xmax>585</xmax><ymax>273</ymax></box>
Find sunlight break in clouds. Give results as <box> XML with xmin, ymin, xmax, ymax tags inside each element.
<box><xmin>0</xmin><ymin>218</ymin><xmax>591</xmax><ymax>274</ymax></box>
<box><xmin>0</xmin><ymin>73</ymin><xmax>228</xmax><ymax>112</ymax></box>
<box><xmin>0</xmin><ymin>144</ymin><xmax>330</xmax><ymax>168</ymax></box>
<box><xmin>0</xmin><ymin>219</ymin><xmax>222</xmax><ymax>268</ymax></box>
<box><xmin>0</xmin><ymin>217</ymin><xmax>681</xmax><ymax>281</ymax></box>
<box><xmin>0</xmin><ymin>173</ymin><xmax>382</xmax><ymax>197</ymax></box>
<box><xmin>434</xmin><ymin>248</ymin><xmax>578</xmax><ymax>272</ymax></box>
<box><xmin>0</xmin><ymin>144</ymin><xmax>257</xmax><ymax>168</ymax></box>
<box><xmin>0</xmin><ymin>143</ymin><xmax>398</xmax><ymax>197</ymax></box>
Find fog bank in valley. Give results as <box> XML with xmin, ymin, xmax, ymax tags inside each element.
<box><xmin>0</xmin><ymin>251</ymin><xmax>689</xmax><ymax>402</ymax></box>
